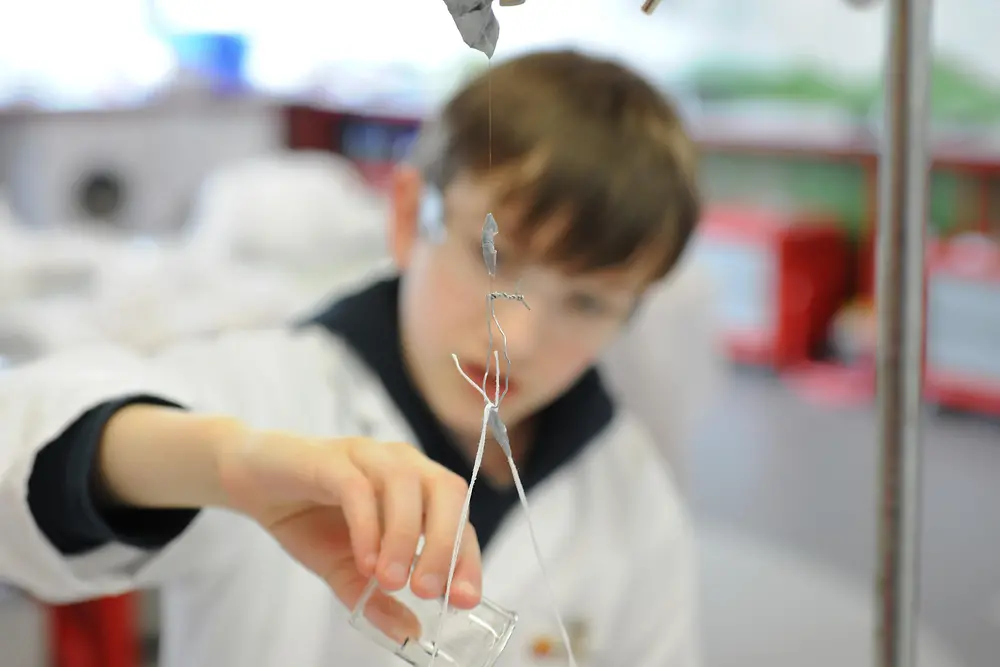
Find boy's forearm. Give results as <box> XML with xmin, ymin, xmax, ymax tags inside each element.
<box><xmin>98</xmin><ymin>404</ymin><xmax>245</xmax><ymax>510</ymax></box>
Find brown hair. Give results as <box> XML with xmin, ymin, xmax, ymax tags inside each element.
<box><xmin>411</xmin><ymin>49</ymin><xmax>700</xmax><ymax>283</ymax></box>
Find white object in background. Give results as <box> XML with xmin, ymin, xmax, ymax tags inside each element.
<box><xmin>1</xmin><ymin>245</ymin><xmax>313</xmax><ymax>358</ymax></box>
<box><xmin>0</xmin><ymin>192</ymin><xmax>36</xmax><ymax>300</ymax></box>
<box><xmin>0</xmin><ymin>188</ymin><xmax>18</xmax><ymax>228</ymax></box>
<box><xmin>89</xmin><ymin>253</ymin><xmax>311</xmax><ymax>353</ymax></box>
<box><xmin>2</xmin><ymin>147</ymin><xmax>393</xmax><ymax>357</ymax></box>
<box><xmin>0</xmin><ymin>194</ymin><xmax>114</xmax><ymax>357</ymax></box>
<box><xmin>600</xmin><ymin>253</ymin><xmax>725</xmax><ymax>490</ymax></box>
<box><xmin>0</xmin><ymin>296</ymin><xmax>105</xmax><ymax>356</ymax></box>
<box><xmin>0</xmin><ymin>100</ymin><xmax>280</xmax><ymax>233</ymax></box>
<box><xmin>185</xmin><ymin>151</ymin><xmax>389</xmax><ymax>297</ymax></box>
<box><xmin>0</xmin><ymin>223</ymin><xmax>129</xmax><ymax>303</ymax></box>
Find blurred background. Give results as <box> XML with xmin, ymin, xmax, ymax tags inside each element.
<box><xmin>1</xmin><ymin>0</ymin><xmax>998</xmax><ymax>666</ymax></box>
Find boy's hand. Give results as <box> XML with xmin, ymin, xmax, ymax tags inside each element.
<box><xmin>215</xmin><ymin>429</ymin><xmax>483</xmax><ymax>620</ymax></box>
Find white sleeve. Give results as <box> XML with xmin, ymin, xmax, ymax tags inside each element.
<box><xmin>599</xmin><ymin>506</ymin><xmax>701</xmax><ymax>667</ymax></box>
<box><xmin>0</xmin><ymin>327</ymin><xmax>345</xmax><ymax>604</ymax></box>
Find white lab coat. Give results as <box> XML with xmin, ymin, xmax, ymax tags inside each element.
<box><xmin>0</xmin><ymin>325</ymin><xmax>697</xmax><ymax>667</ymax></box>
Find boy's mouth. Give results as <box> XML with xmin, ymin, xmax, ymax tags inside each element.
<box><xmin>460</xmin><ymin>363</ymin><xmax>519</xmax><ymax>400</ymax></box>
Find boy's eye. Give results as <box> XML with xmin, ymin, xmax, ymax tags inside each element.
<box><xmin>565</xmin><ymin>293</ymin><xmax>611</xmax><ymax>316</ymax></box>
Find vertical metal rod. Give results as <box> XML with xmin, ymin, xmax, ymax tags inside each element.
<box><xmin>874</xmin><ymin>0</ymin><xmax>933</xmax><ymax>666</ymax></box>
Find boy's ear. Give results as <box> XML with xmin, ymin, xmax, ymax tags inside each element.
<box><xmin>388</xmin><ymin>165</ymin><xmax>423</xmax><ymax>269</ymax></box>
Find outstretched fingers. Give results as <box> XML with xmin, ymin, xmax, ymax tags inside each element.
<box><xmin>304</xmin><ymin>438</ymin><xmax>483</xmax><ymax>610</ymax></box>
<box><xmin>412</xmin><ymin>466</ymin><xmax>483</xmax><ymax>609</ymax></box>
<box><xmin>307</xmin><ymin>445</ymin><xmax>381</xmax><ymax>579</ymax></box>
<box><xmin>349</xmin><ymin>441</ymin><xmax>425</xmax><ymax>592</ymax></box>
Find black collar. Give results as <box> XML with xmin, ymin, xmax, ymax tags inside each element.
<box><xmin>307</xmin><ymin>276</ymin><xmax>615</xmax><ymax>547</ymax></box>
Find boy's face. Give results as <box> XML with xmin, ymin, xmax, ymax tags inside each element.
<box><xmin>388</xmin><ymin>167</ymin><xmax>649</xmax><ymax>440</ymax></box>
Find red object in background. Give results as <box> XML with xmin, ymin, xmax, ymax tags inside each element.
<box><xmin>48</xmin><ymin>595</ymin><xmax>139</xmax><ymax>667</ymax></box>
<box><xmin>924</xmin><ymin>235</ymin><xmax>1000</xmax><ymax>416</ymax></box>
<box><xmin>284</xmin><ymin>105</ymin><xmax>421</xmax><ymax>192</ymax></box>
<box><xmin>858</xmin><ymin>235</ymin><xmax>876</xmax><ymax>302</ymax></box>
<box><xmin>696</xmin><ymin>207</ymin><xmax>851</xmax><ymax>369</ymax></box>
<box><xmin>857</xmin><ymin>234</ymin><xmax>1000</xmax><ymax>416</ymax></box>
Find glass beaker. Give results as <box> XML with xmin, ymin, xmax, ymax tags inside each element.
<box><xmin>349</xmin><ymin>574</ymin><xmax>516</xmax><ymax>667</ymax></box>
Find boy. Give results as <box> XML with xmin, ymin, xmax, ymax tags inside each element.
<box><xmin>0</xmin><ymin>50</ymin><xmax>700</xmax><ymax>666</ymax></box>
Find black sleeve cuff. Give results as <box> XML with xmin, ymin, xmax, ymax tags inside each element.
<box><xmin>28</xmin><ymin>395</ymin><xmax>201</xmax><ymax>556</ymax></box>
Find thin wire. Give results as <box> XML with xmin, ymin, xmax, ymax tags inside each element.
<box><xmin>484</xmin><ymin>58</ymin><xmax>518</xmax><ymax>409</ymax></box>
<box><xmin>507</xmin><ymin>456</ymin><xmax>578</xmax><ymax>667</ymax></box>
<box><xmin>489</xmin><ymin>61</ymin><xmax>493</xmax><ymax>172</ymax></box>
<box><xmin>483</xmin><ymin>294</ymin><xmax>494</xmax><ymax>397</ymax></box>
<box><xmin>491</xmin><ymin>309</ymin><xmax>512</xmax><ymax>404</ymax></box>
<box><xmin>482</xmin><ymin>59</ymin><xmax>495</xmax><ymax>400</ymax></box>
